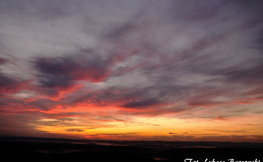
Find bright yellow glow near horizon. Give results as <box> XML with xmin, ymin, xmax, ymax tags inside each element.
<box><xmin>33</xmin><ymin>113</ymin><xmax>263</xmax><ymax>140</ymax></box>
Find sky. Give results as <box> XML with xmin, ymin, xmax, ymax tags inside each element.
<box><xmin>1</xmin><ymin>0</ymin><xmax>263</xmax><ymax>142</ymax></box>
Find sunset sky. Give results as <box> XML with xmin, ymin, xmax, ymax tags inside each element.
<box><xmin>1</xmin><ymin>0</ymin><xmax>263</xmax><ymax>142</ymax></box>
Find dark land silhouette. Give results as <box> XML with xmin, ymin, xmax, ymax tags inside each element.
<box><xmin>1</xmin><ymin>136</ymin><xmax>263</xmax><ymax>162</ymax></box>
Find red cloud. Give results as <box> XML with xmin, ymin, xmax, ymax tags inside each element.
<box><xmin>0</xmin><ymin>74</ymin><xmax>32</xmax><ymax>94</ymax></box>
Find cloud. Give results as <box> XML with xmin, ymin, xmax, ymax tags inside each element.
<box><xmin>14</xmin><ymin>0</ymin><xmax>263</xmax><ymax>115</ymax></box>
<box><xmin>215</xmin><ymin>116</ymin><xmax>225</xmax><ymax>121</ymax></box>
<box><xmin>34</xmin><ymin>53</ymin><xmax>110</xmax><ymax>84</ymax></box>
<box><xmin>33</xmin><ymin>52</ymin><xmax>112</xmax><ymax>98</ymax></box>
<box><xmin>0</xmin><ymin>58</ymin><xmax>8</xmax><ymax>65</ymax></box>
<box><xmin>66</xmin><ymin>129</ymin><xmax>84</xmax><ymax>132</ymax></box>
<box><xmin>0</xmin><ymin>95</ymin><xmax>56</xmax><ymax>114</ymax></box>
<box><xmin>0</xmin><ymin>72</ymin><xmax>31</xmax><ymax>94</ymax></box>
<box><xmin>218</xmin><ymin>64</ymin><xmax>263</xmax><ymax>84</ymax></box>
<box><xmin>123</xmin><ymin>98</ymin><xmax>161</xmax><ymax>108</ymax></box>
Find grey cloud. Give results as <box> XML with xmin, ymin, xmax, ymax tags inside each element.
<box><xmin>0</xmin><ymin>58</ymin><xmax>8</xmax><ymax>64</ymax></box>
<box><xmin>258</xmin><ymin>30</ymin><xmax>263</xmax><ymax>50</ymax></box>
<box><xmin>218</xmin><ymin>64</ymin><xmax>263</xmax><ymax>84</ymax></box>
<box><xmin>0</xmin><ymin>0</ymin><xmax>76</xmax><ymax>20</ymax></box>
<box><xmin>0</xmin><ymin>72</ymin><xmax>31</xmax><ymax>94</ymax></box>
<box><xmin>66</xmin><ymin>129</ymin><xmax>84</xmax><ymax>132</ymax></box>
<box><xmin>123</xmin><ymin>98</ymin><xmax>161</xmax><ymax>109</ymax></box>
<box><xmin>33</xmin><ymin>52</ymin><xmax>112</xmax><ymax>98</ymax></box>
<box><xmin>1</xmin><ymin>0</ymin><xmax>263</xmax><ymax>118</ymax></box>
<box><xmin>29</xmin><ymin>99</ymin><xmax>56</xmax><ymax>111</ymax></box>
<box><xmin>35</xmin><ymin>0</ymin><xmax>263</xmax><ymax>116</ymax></box>
<box><xmin>0</xmin><ymin>94</ymin><xmax>55</xmax><ymax>112</ymax></box>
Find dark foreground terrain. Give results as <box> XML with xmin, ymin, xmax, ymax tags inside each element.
<box><xmin>1</xmin><ymin>136</ymin><xmax>263</xmax><ymax>162</ymax></box>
